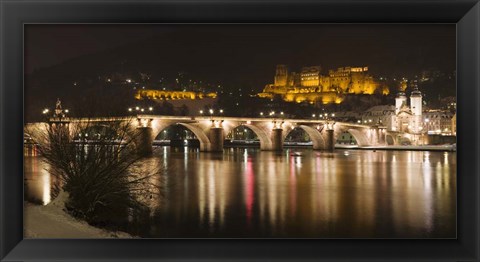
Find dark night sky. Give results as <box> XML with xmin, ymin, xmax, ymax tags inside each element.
<box><xmin>25</xmin><ymin>25</ymin><xmax>170</xmax><ymax>73</ymax></box>
<box><xmin>25</xmin><ymin>24</ymin><xmax>456</xmax><ymax>84</ymax></box>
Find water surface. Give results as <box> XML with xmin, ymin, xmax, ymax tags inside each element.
<box><xmin>24</xmin><ymin>147</ymin><xmax>456</xmax><ymax>238</ymax></box>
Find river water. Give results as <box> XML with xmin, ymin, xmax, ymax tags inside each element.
<box><xmin>24</xmin><ymin>147</ymin><xmax>456</xmax><ymax>238</ymax></box>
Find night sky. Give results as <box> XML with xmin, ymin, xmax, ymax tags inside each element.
<box><xmin>25</xmin><ymin>24</ymin><xmax>456</xmax><ymax>83</ymax></box>
<box><xmin>24</xmin><ymin>24</ymin><xmax>456</xmax><ymax>121</ymax></box>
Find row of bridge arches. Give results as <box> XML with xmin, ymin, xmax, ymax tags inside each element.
<box><xmin>25</xmin><ymin>121</ymin><xmax>382</xmax><ymax>153</ymax></box>
<box><xmin>152</xmin><ymin>123</ymin><xmax>371</xmax><ymax>151</ymax></box>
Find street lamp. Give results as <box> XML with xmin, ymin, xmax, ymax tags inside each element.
<box><xmin>209</xmin><ymin>109</ymin><xmax>214</xmax><ymax>115</ymax></box>
<box><xmin>219</xmin><ymin>109</ymin><xmax>224</xmax><ymax>114</ymax></box>
<box><xmin>128</xmin><ymin>108</ymin><xmax>132</xmax><ymax>112</ymax></box>
<box><xmin>149</xmin><ymin>107</ymin><xmax>153</xmax><ymax>112</ymax></box>
<box><xmin>260</xmin><ymin>112</ymin><xmax>264</xmax><ymax>116</ymax></box>
<box><xmin>199</xmin><ymin>110</ymin><xmax>204</xmax><ymax>115</ymax></box>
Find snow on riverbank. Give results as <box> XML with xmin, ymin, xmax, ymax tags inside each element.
<box><xmin>335</xmin><ymin>144</ymin><xmax>456</xmax><ymax>151</ymax></box>
<box><xmin>24</xmin><ymin>191</ymin><xmax>133</xmax><ymax>238</ymax></box>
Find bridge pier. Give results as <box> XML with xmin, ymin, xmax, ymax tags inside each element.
<box><xmin>271</xmin><ymin>128</ymin><xmax>283</xmax><ymax>151</ymax></box>
<box><xmin>326</xmin><ymin>129</ymin><xmax>335</xmax><ymax>152</ymax></box>
<box><xmin>208</xmin><ymin>127</ymin><xmax>224</xmax><ymax>152</ymax></box>
<box><xmin>135</xmin><ymin>127</ymin><xmax>153</xmax><ymax>156</ymax></box>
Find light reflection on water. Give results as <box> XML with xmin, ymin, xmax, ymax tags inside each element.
<box><xmin>24</xmin><ymin>147</ymin><xmax>456</xmax><ymax>238</ymax></box>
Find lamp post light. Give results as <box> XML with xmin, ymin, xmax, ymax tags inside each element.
<box><xmin>199</xmin><ymin>110</ymin><xmax>204</xmax><ymax>115</ymax></box>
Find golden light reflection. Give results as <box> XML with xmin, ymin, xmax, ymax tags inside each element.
<box><xmin>24</xmin><ymin>148</ymin><xmax>456</xmax><ymax>238</ymax></box>
<box><xmin>41</xmin><ymin>166</ymin><xmax>51</xmax><ymax>205</ymax></box>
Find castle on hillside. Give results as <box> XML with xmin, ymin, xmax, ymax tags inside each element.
<box><xmin>257</xmin><ymin>64</ymin><xmax>389</xmax><ymax>104</ymax></box>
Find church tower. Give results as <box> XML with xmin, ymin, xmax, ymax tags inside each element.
<box><xmin>410</xmin><ymin>87</ymin><xmax>422</xmax><ymax>116</ymax></box>
<box><xmin>395</xmin><ymin>92</ymin><xmax>407</xmax><ymax>115</ymax></box>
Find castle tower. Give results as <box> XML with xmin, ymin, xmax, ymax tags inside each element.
<box><xmin>410</xmin><ymin>88</ymin><xmax>422</xmax><ymax>116</ymax></box>
<box><xmin>274</xmin><ymin>65</ymin><xmax>288</xmax><ymax>86</ymax></box>
<box><xmin>395</xmin><ymin>92</ymin><xmax>407</xmax><ymax>115</ymax></box>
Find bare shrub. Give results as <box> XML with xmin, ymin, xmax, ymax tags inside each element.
<box><xmin>33</xmin><ymin>118</ymin><xmax>164</xmax><ymax>227</ymax></box>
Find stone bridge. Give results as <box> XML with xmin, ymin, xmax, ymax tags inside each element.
<box><xmin>25</xmin><ymin>115</ymin><xmax>386</xmax><ymax>153</ymax></box>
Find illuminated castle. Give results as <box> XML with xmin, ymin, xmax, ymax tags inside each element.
<box><xmin>258</xmin><ymin>64</ymin><xmax>388</xmax><ymax>104</ymax></box>
<box><xmin>135</xmin><ymin>89</ymin><xmax>217</xmax><ymax>100</ymax></box>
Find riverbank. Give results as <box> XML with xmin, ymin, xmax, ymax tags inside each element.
<box><xmin>335</xmin><ymin>144</ymin><xmax>456</xmax><ymax>151</ymax></box>
<box><xmin>24</xmin><ymin>192</ymin><xmax>133</xmax><ymax>238</ymax></box>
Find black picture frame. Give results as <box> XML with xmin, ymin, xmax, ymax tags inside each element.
<box><xmin>1</xmin><ymin>0</ymin><xmax>479</xmax><ymax>261</ymax></box>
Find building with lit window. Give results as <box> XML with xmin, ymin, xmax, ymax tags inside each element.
<box><xmin>361</xmin><ymin>105</ymin><xmax>395</xmax><ymax>127</ymax></box>
<box><xmin>423</xmin><ymin>110</ymin><xmax>455</xmax><ymax>135</ymax></box>
<box><xmin>451</xmin><ymin>113</ymin><xmax>456</xmax><ymax>135</ymax></box>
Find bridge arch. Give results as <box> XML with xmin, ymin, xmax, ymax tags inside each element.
<box><xmin>345</xmin><ymin>129</ymin><xmax>370</xmax><ymax>146</ymax></box>
<box><xmin>153</xmin><ymin>122</ymin><xmax>211</xmax><ymax>151</ymax></box>
<box><xmin>386</xmin><ymin>134</ymin><xmax>395</xmax><ymax>145</ymax></box>
<box><xmin>242</xmin><ymin>124</ymin><xmax>272</xmax><ymax>150</ymax></box>
<box><xmin>284</xmin><ymin>125</ymin><xmax>326</xmax><ymax>150</ymax></box>
<box><xmin>177</xmin><ymin>123</ymin><xmax>211</xmax><ymax>151</ymax></box>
